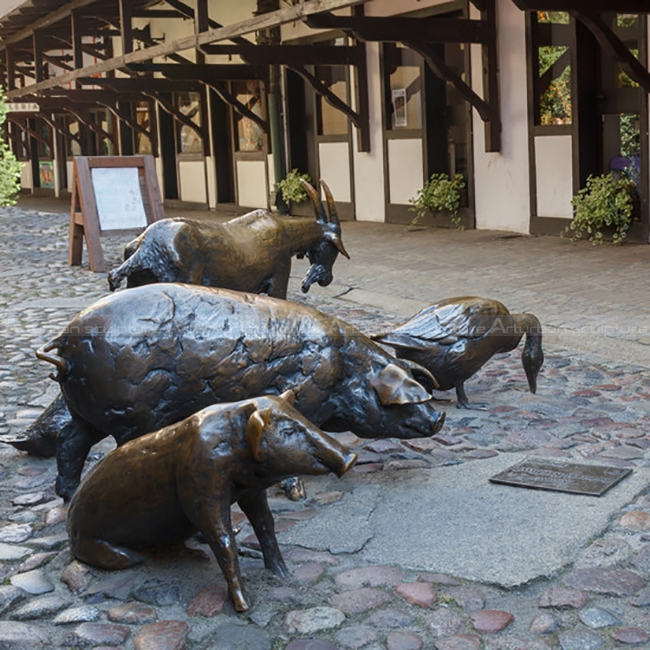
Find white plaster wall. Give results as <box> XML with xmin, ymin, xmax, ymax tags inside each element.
<box><xmin>155</xmin><ymin>157</ymin><xmax>165</xmax><ymax>203</ymax></box>
<box><xmin>213</xmin><ymin>1</ymin><xmax>257</xmax><ymax>27</ymax></box>
<box><xmin>267</xmin><ymin>153</ymin><xmax>276</xmax><ymax>196</ymax></box>
<box><xmin>236</xmin><ymin>159</ymin><xmax>268</xmax><ymax>208</ymax></box>
<box><xmin>387</xmin><ymin>139</ymin><xmax>424</xmax><ymax>205</ymax></box>
<box><xmin>67</xmin><ymin>160</ymin><xmax>74</xmax><ymax>193</ymax></box>
<box><xmin>535</xmin><ymin>135</ymin><xmax>573</xmax><ymax>218</ymax></box>
<box><xmin>20</xmin><ymin>162</ymin><xmax>32</xmax><ymax>190</ymax></box>
<box><xmin>319</xmin><ymin>142</ymin><xmax>352</xmax><ymax>203</ymax></box>
<box><xmin>470</xmin><ymin>0</ymin><xmax>530</xmax><ymax>233</ymax></box>
<box><xmin>281</xmin><ymin>6</ymin><xmax>351</xmax><ymax>41</ymax></box>
<box><xmin>178</xmin><ymin>160</ymin><xmax>207</xmax><ymax>204</ymax></box>
<box><xmin>206</xmin><ymin>156</ymin><xmax>217</xmax><ymax>209</ymax></box>
<box><xmin>352</xmin><ymin>42</ymin><xmax>385</xmax><ymax>222</ymax></box>
<box><xmin>366</xmin><ymin>0</ymin><xmax>452</xmax><ymax>17</ymax></box>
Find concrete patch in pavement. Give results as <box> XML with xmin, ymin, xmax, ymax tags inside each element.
<box><xmin>280</xmin><ymin>453</ymin><xmax>650</xmax><ymax>587</ymax></box>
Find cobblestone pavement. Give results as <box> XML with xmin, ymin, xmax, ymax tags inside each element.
<box><xmin>1</xmin><ymin>205</ymin><xmax>650</xmax><ymax>649</ymax></box>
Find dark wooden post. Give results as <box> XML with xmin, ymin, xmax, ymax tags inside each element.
<box><xmin>119</xmin><ymin>0</ymin><xmax>133</xmax><ymax>55</ymax></box>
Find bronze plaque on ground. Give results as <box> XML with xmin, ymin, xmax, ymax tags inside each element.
<box><xmin>489</xmin><ymin>458</ymin><xmax>632</xmax><ymax>496</ymax></box>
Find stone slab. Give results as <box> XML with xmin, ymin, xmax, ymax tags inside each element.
<box><xmin>280</xmin><ymin>454</ymin><xmax>650</xmax><ymax>587</ymax></box>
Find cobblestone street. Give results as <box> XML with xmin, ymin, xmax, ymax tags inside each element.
<box><xmin>1</xmin><ymin>203</ymin><xmax>650</xmax><ymax>649</ymax></box>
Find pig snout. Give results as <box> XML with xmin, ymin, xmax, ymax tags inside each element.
<box><xmin>397</xmin><ymin>405</ymin><xmax>446</xmax><ymax>439</ymax></box>
<box><xmin>311</xmin><ymin>432</ymin><xmax>358</xmax><ymax>477</ymax></box>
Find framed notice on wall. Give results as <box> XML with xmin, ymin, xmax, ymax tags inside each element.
<box><xmin>392</xmin><ymin>88</ymin><xmax>407</xmax><ymax>128</ymax></box>
<box><xmin>69</xmin><ymin>155</ymin><xmax>164</xmax><ymax>272</ymax></box>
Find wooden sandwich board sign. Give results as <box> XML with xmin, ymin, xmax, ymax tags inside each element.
<box><xmin>69</xmin><ymin>155</ymin><xmax>164</xmax><ymax>272</ymax></box>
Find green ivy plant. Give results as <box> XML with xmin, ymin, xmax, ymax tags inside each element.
<box><xmin>0</xmin><ymin>87</ymin><xmax>22</xmax><ymax>206</ymax></box>
<box><xmin>408</xmin><ymin>173</ymin><xmax>466</xmax><ymax>230</ymax></box>
<box><xmin>562</xmin><ymin>172</ymin><xmax>634</xmax><ymax>245</ymax></box>
<box><xmin>277</xmin><ymin>168</ymin><xmax>313</xmax><ymax>204</ymax></box>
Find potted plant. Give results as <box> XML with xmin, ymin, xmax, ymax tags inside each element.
<box><xmin>408</xmin><ymin>173</ymin><xmax>466</xmax><ymax>230</ymax></box>
<box><xmin>563</xmin><ymin>172</ymin><xmax>634</xmax><ymax>245</ymax></box>
<box><xmin>277</xmin><ymin>169</ymin><xmax>314</xmax><ymax>215</ymax></box>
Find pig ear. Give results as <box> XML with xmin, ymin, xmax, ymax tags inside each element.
<box><xmin>397</xmin><ymin>358</ymin><xmax>439</xmax><ymax>391</ymax></box>
<box><xmin>371</xmin><ymin>363</ymin><xmax>432</xmax><ymax>406</ymax></box>
<box><xmin>245</xmin><ymin>408</ymin><xmax>269</xmax><ymax>463</ymax></box>
<box><xmin>278</xmin><ymin>389</ymin><xmax>296</xmax><ymax>405</ymax></box>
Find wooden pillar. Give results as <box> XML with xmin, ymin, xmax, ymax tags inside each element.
<box><xmin>119</xmin><ymin>0</ymin><xmax>133</xmax><ymax>55</ymax></box>
<box><xmin>33</xmin><ymin>30</ymin><xmax>45</xmax><ymax>83</ymax></box>
<box><xmin>482</xmin><ymin>0</ymin><xmax>501</xmax><ymax>153</ymax></box>
<box><xmin>118</xmin><ymin>102</ymin><xmax>135</xmax><ymax>155</ymax></box>
<box><xmin>5</xmin><ymin>47</ymin><xmax>15</xmax><ymax>91</ymax></box>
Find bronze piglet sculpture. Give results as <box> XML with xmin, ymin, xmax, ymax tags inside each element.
<box><xmin>107</xmin><ymin>179</ymin><xmax>348</xmax><ymax>298</ymax></box>
<box><xmin>36</xmin><ymin>283</ymin><xmax>445</xmax><ymax>500</ymax></box>
<box><xmin>67</xmin><ymin>392</ymin><xmax>357</xmax><ymax>612</ymax></box>
<box><xmin>373</xmin><ymin>296</ymin><xmax>544</xmax><ymax>409</ymax></box>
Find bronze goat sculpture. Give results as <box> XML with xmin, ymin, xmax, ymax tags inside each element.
<box><xmin>107</xmin><ymin>179</ymin><xmax>348</xmax><ymax>298</ymax></box>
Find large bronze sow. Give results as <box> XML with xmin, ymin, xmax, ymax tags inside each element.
<box><xmin>67</xmin><ymin>392</ymin><xmax>357</xmax><ymax>613</ymax></box>
<box><xmin>37</xmin><ymin>283</ymin><xmax>445</xmax><ymax>500</ymax></box>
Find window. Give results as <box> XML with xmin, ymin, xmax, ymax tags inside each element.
<box><xmin>383</xmin><ymin>43</ymin><xmax>422</xmax><ymax>131</ymax></box>
<box><xmin>233</xmin><ymin>80</ymin><xmax>265</xmax><ymax>152</ymax></box>
<box><xmin>533</xmin><ymin>11</ymin><xmax>572</xmax><ymax>126</ymax></box>
<box><xmin>135</xmin><ymin>102</ymin><xmax>152</xmax><ymax>155</ymax></box>
<box><xmin>316</xmin><ymin>65</ymin><xmax>349</xmax><ymax>136</ymax></box>
<box><xmin>614</xmin><ymin>14</ymin><xmax>641</xmax><ymax>89</ymax></box>
<box><xmin>176</xmin><ymin>91</ymin><xmax>202</xmax><ymax>155</ymax></box>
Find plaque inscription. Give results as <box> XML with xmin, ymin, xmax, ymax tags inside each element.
<box><xmin>489</xmin><ymin>458</ymin><xmax>632</xmax><ymax>496</ymax></box>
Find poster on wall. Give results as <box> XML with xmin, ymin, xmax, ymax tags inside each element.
<box><xmin>392</xmin><ymin>88</ymin><xmax>407</xmax><ymax>128</ymax></box>
<box><xmin>39</xmin><ymin>161</ymin><xmax>54</xmax><ymax>189</ymax></box>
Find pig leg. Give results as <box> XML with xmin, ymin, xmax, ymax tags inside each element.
<box><xmin>55</xmin><ymin>419</ymin><xmax>99</xmax><ymax>502</ymax></box>
<box><xmin>237</xmin><ymin>489</ymin><xmax>288</xmax><ymax>579</ymax></box>
<box><xmin>70</xmin><ymin>537</ymin><xmax>145</xmax><ymax>570</ymax></box>
<box><xmin>182</xmin><ymin>496</ymin><xmax>252</xmax><ymax>612</ymax></box>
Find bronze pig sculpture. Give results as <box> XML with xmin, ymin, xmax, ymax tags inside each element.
<box><xmin>67</xmin><ymin>392</ymin><xmax>357</xmax><ymax>613</ymax></box>
<box><xmin>107</xmin><ymin>180</ymin><xmax>348</xmax><ymax>297</ymax></box>
<box><xmin>37</xmin><ymin>283</ymin><xmax>446</xmax><ymax>500</ymax></box>
<box><xmin>373</xmin><ymin>296</ymin><xmax>544</xmax><ymax>409</ymax></box>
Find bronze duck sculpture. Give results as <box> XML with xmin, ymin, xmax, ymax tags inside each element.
<box><xmin>373</xmin><ymin>297</ymin><xmax>544</xmax><ymax>409</ymax></box>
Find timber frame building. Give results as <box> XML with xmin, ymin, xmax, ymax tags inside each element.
<box><xmin>1</xmin><ymin>0</ymin><xmax>649</xmax><ymax>239</ymax></box>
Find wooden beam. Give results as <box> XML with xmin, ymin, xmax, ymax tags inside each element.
<box><xmin>353</xmin><ymin>41</ymin><xmax>370</xmax><ymax>152</ymax></box>
<box><xmin>199</xmin><ymin>44</ymin><xmax>361</xmax><ymax>66</ymax></box>
<box><xmin>119</xmin><ymin>0</ymin><xmax>133</xmax><ymax>55</ymax></box>
<box><xmin>306</xmin><ymin>14</ymin><xmax>490</xmax><ymax>45</ymax></box>
<box><xmin>39</xmin><ymin>113</ymin><xmax>81</xmax><ymax>145</ymax></box>
<box><xmin>131</xmin><ymin>9</ymin><xmax>186</xmax><ymax>19</ymax></box>
<box><xmin>481</xmin><ymin>0</ymin><xmax>501</xmax><ymax>152</ymax></box>
<box><xmin>143</xmin><ymin>91</ymin><xmax>205</xmax><ymax>143</ymax></box>
<box><xmin>79</xmin><ymin>77</ymin><xmax>203</xmax><ymax>92</ymax></box>
<box><xmin>1</xmin><ymin>0</ymin><xmax>99</xmax><ymax>48</ymax></box>
<box><xmin>99</xmin><ymin>101</ymin><xmax>152</xmax><ymax>143</ymax></box>
<box><xmin>288</xmin><ymin>62</ymin><xmax>365</xmax><ymax>131</ymax></box>
<box><xmin>206</xmin><ymin>82</ymin><xmax>268</xmax><ymax>132</ymax></box>
<box><xmin>127</xmin><ymin>63</ymin><xmax>267</xmax><ymax>81</ymax></box>
<box><xmin>71</xmin><ymin>10</ymin><xmax>84</xmax><ymax>72</ymax></box>
<box><xmin>575</xmin><ymin>11</ymin><xmax>650</xmax><ymax>95</ymax></box>
<box><xmin>406</xmin><ymin>41</ymin><xmax>491</xmax><ymax>122</ymax></box>
<box><xmin>64</xmin><ymin>105</ymin><xmax>113</xmax><ymax>142</ymax></box>
<box><xmin>6</xmin><ymin>116</ymin><xmax>51</xmax><ymax>149</ymax></box>
<box><xmin>5</xmin><ymin>0</ymin><xmax>365</xmax><ymax>99</ymax></box>
<box><xmin>43</xmin><ymin>53</ymin><xmax>74</xmax><ymax>73</ymax></box>
<box><xmin>33</xmin><ymin>30</ymin><xmax>45</xmax><ymax>83</ymax></box>
<box><xmin>5</xmin><ymin>47</ymin><xmax>16</xmax><ymax>91</ymax></box>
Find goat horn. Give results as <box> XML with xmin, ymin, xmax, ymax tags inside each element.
<box><xmin>301</xmin><ymin>179</ymin><xmax>327</xmax><ymax>224</ymax></box>
<box><xmin>320</xmin><ymin>180</ymin><xmax>340</xmax><ymax>228</ymax></box>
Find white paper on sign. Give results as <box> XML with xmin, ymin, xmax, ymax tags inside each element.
<box><xmin>91</xmin><ymin>167</ymin><xmax>148</xmax><ymax>230</ymax></box>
